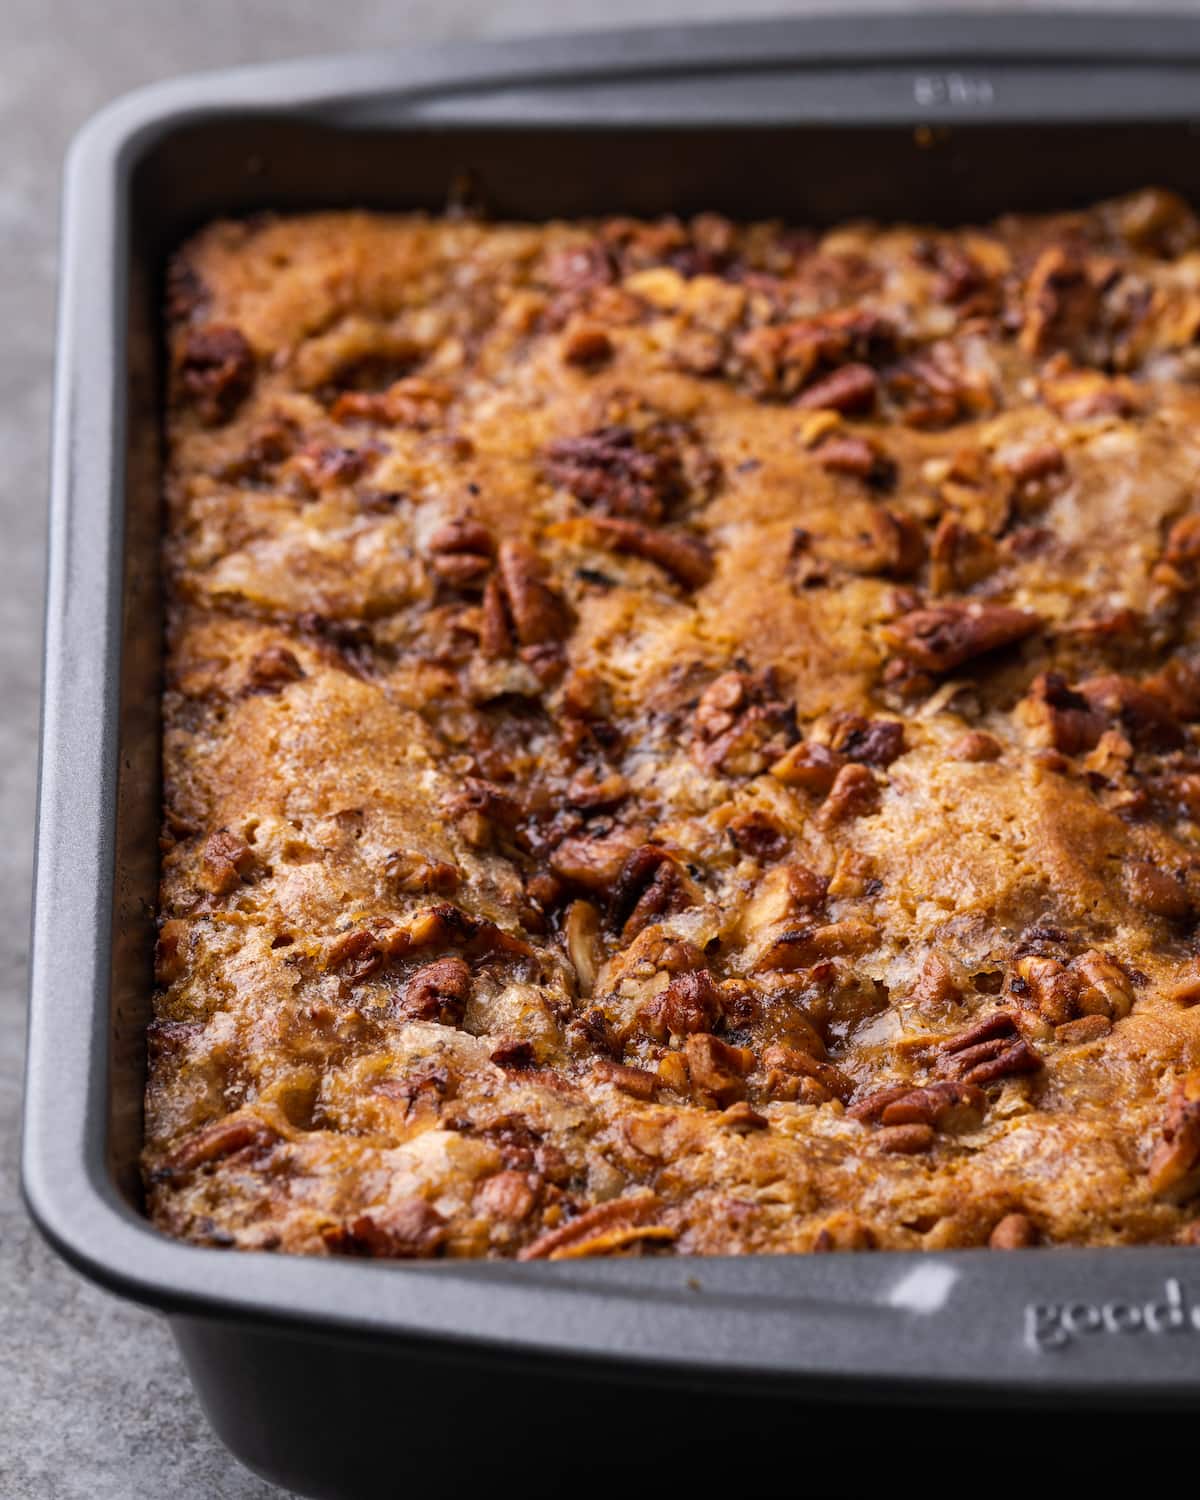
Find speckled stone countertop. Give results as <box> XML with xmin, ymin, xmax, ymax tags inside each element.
<box><xmin>0</xmin><ymin>1</ymin><xmax>1166</xmax><ymax>1495</ymax></box>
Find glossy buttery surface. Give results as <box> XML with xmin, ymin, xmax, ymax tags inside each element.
<box><xmin>148</xmin><ymin>193</ymin><xmax>1200</xmax><ymax>1258</ymax></box>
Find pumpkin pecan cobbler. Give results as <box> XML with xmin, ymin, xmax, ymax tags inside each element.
<box><xmin>147</xmin><ymin>189</ymin><xmax>1200</xmax><ymax>1258</ymax></box>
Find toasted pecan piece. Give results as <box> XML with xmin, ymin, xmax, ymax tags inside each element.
<box><xmin>590</xmin><ymin>515</ymin><xmax>714</xmax><ymax>589</ymax></box>
<box><xmin>176</xmin><ymin>323</ymin><xmax>255</xmax><ymax>424</ymax></box>
<box><xmin>323</xmin><ymin>1198</ymin><xmax>447</xmax><ymax>1259</ymax></box>
<box><xmin>1147</xmin><ymin>1070</ymin><xmax>1200</xmax><ymax>1201</ymax></box>
<box><xmin>519</xmin><ymin>1195</ymin><xmax>670</xmax><ymax>1261</ymax></box>
<box><xmin>162</xmin><ymin>1114</ymin><xmax>279</xmax><ymax>1176</ymax></box>
<box><xmin>885</xmin><ymin>601</ymin><xmax>1042</xmax><ymax>674</ymax></box>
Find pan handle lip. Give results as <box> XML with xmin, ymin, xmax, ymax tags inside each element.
<box><xmin>58</xmin><ymin>10</ymin><xmax>1200</xmax><ymax>167</ymax></box>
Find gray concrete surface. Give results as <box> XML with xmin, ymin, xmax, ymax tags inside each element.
<box><xmin>0</xmin><ymin>1</ymin><xmax>1188</xmax><ymax>1495</ymax></box>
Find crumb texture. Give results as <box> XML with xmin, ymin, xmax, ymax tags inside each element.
<box><xmin>147</xmin><ymin>191</ymin><xmax>1200</xmax><ymax>1258</ymax></box>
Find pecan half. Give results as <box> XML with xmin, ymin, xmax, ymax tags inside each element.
<box><xmin>850</xmin><ymin>1080</ymin><xmax>985</xmax><ymax>1133</ymax></box>
<box><xmin>428</xmin><ymin>516</ymin><xmax>495</xmax><ymax>587</ymax></box>
<box><xmin>937</xmin><ymin>1012</ymin><xmax>1042</xmax><ymax>1087</ymax></box>
<box><xmin>885</xmin><ymin>602</ymin><xmax>1042</xmax><ymax>674</ymax></box>
<box><xmin>544</xmin><ymin>422</ymin><xmax>716</xmax><ymax>522</ymax></box>
<box><xmin>484</xmin><ymin>540</ymin><xmax>571</xmax><ymax>658</ymax></box>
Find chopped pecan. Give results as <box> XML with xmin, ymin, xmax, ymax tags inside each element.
<box><xmin>1071</xmin><ymin>951</ymin><xmax>1135</xmax><ymax>1019</ymax></box>
<box><xmin>910</xmin><ymin>952</ymin><xmax>963</xmax><ymax>1016</ymax></box>
<box><xmin>550</xmin><ymin>824</ymin><xmax>649</xmax><ymax>894</ymax></box>
<box><xmin>815</xmin><ymin>434</ymin><xmax>896</xmax><ymax>490</ymax></box>
<box><xmin>154</xmin><ymin>919</ymin><xmax>189</xmax><ymax>985</ymax></box>
<box><xmin>162</xmin><ymin>1114</ymin><xmax>278</xmax><ymax>1176</ymax></box>
<box><xmin>244</xmin><ymin>644</ymin><xmax>304</xmax><ymax>695</ymax></box>
<box><xmin>727</xmin><ymin>809</ymin><xmax>790</xmax><ymax>861</ymax></box>
<box><xmin>685</xmin><ymin>1032</ymin><xmax>754</xmax><ymax>1107</ymax></box>
<box><xmin>795</xmin><ymin>362</ymin><xmax>878</xmax><ymax>415</ymax></box>
<box><xmin>817</xmin><ymin>763</ymin><xmax>880</xmax><ymax>826</ymax></box>
<box><xmin>326</xmin><ymin>928</ymin><xmax>385</xmax><ymax>985</ymax></box>
<box><xmin>1155</xmin><ymin>514</ymin><xmax>1200</xmax><ymax>592</ymax></box>
<box><xmin>1147</xmin><ymin>1070</ymin><xmax>1200</xmax><ymax>1201</ymax></box>
<box><xmin>490</xmin><ymin>1038</ymin><xmax>536</xmax><ymax>1070</ymax></box>
<box><xmin>733</xmin><ymin>309</ymin><xmax>895</xmax><ymax>401</ymax></box>
<box><xmin>1019</xmin><ymin>246</ymin><xmax>1102</xmax><ymax>358</ymax></box>
<box><xmin>877</xmin><ymin>1123</ymin><xmax>935</xmax><ymax>1154</ymax></box>
<box><xmin>475</xmin><ymin>1170</ymin><xmax>539</xmax><ymax>1222</ymax></box>
<box><xmin>989</xmin><ymin>1212</ymin><xmax>1038</xmax><ymax>1249</ymax></box>
<box><xmin>612</xmin><ymin>843</ymin><xmax>698</xmax><ymax>940</ymax></box>
<box><xmin>323</xmin><ymin>1199</ymin><xmax>447</xmax><ymax>1258</ymax></box>
<box><xmin>200</xmin><ymin>829</ymin><xmax>254</xmax><ymax>896</ymax></box>
<box><xmin>1021</xmin><ymin>672</ymin><xmax>1107</xmax><ymax>754</ymax></box>
<box><xmin>761</xmin><ymin>1043</ymin><xmax>854</xmax><ymax>1103</ymax></box>
<box><xmin>753</xmin><ymin>919</ymin><xmax>878</xmax><ymax>972</ymax></box>
<box><xmin>1055</xmin><ymin>1015</ymin><xmax>1111</xmax><ymax>1044</ymax></box>
<box><xmin>594</xmin><ymin>1060</ymin><xmax>658</xmax><ymax>1100</ymax></box>
<box><xmin>770</xmin><ymin>740</ymin><xmax>844</xmax><ymax>794</ymax></box>
<box><xmin>518</xmin><ymin>1194</ymin><xmax>671</xmax><ymax>1261</ymax></box>
<box><xmin>589</xmin><ymin>516</ymin><xmax>714</xmax><ymax>589</ymax></box>
<box><xmin>176</xmin><ymin>324</ymin><xmax>255</xmax><ymax>424</ymax></box>
<box><xmin>828</xmin><ymin>714</ymin><xmax>906</xmax><ymax>768</ymax></box>
<box><xmin>561</xmin><ymin>324</ymin><xmax>614</xmax><ymax>368</ymax></box>
<box><xmin>399</xmin><ymin>955</ymin><xmax>472</xmax><ymax>1025</ymax></box>
<box><xmin>564</xmin><ymin>899</ymin><xmax>602</xmax><ymax>997</ymax></box>
<box><xmin>638</xmin><ymin>969</ymin><xmax>723</xmax><ymax>1042</ymax></box>
<box><xmin>1000</xmin><ymin>441</ymin><xmax>1066</xmax><ymax>513</ymax></box>
<box><xmin>886</xmin><ymin>345</ymin><xmax>975</xmax><ymax>429</ymax></box>
<box><xmin>383</xmin><ymin>850</ymin><xmax>460</xmax><ymax>896</ymax></box>
<box><xmin>293</xmin><ymin>441</ymin><xmax>379</xmax><ymax>492</ymax></box>
<box><xmin>691</xmin><ymin>669</ymin><xmax>797</xmax><ymax>776</ymax></box>
<box><xmin>1041</xmin><ymin>365</ymin><xmax>1139</xmax><ymax>421</ymax></box>
<box><xmin>928</xmin><ymin>516</ymin><xmax>999</xmax><ymax>596</ymax></box>
<box><xmin>884</xmin><ymin>1081</ymin><xmax>985</xmax><ymax>1132</ymax></box>
<box><xmin>720</xmin><ymin>1101</ymin><xmax>769</xmax><ymax>1131</ymax></box>
<box><xmin>428</xmin><ymin>516</ymin><xmax>495</xmax><ymax>587</ymax></box>
<box><xmin>885</xmin><ymin>602</ymin><xmax>1041</xmax><ymax>674</ymax></box>
<box><xmin>1076</xmin><ymin>674</ymin><xmax>1184</xmax><ymax>753</ymax></box>
<box><xmin>330</xmin><ymin>376</ymin><xmax>453</xmax><ymax>428</ymax></box>
<box><xmin>565</xmin><ymin>770</ymin><xmax>629</xmax><ymax>813</ymax></box>
<box><xmin>949</xmin><ymin>730</ymin><xmax>1002</xmax><ymax>762</ymax></box>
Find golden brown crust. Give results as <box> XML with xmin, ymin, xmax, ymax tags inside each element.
<box><xmin>146</xmin><ymin>190</ymin><xmax>1200</xmax><ymax>1258</ymax></box>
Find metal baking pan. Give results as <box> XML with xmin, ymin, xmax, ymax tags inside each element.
<box><xmin>24</xmin><ymin>13</ymin><xmax>1200</xmax><ymax>1495</ymax></box>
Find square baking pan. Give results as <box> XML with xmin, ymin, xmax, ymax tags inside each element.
<box><xmin>24</xmin><ymin>12</ymin><xmax>1200</xmax><ymax>1495</ymax></box>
